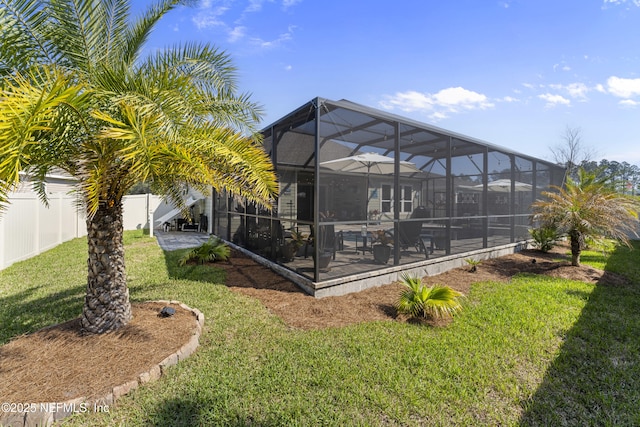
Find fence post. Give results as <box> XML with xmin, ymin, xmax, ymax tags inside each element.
<box><xmin>34</xmin><ymin>195</ymin><xmax>40</xmax><ymax>258</ymax></box>
<box><xmin>147</xmin><ymin>193</ymin><xmax>154</xmax><ymax>237</ymax></box>
<box><xmin>0</xmin><ymin>211</ymin><xmax>4</xmax><ymax>269</ymax></box>
<box><xmin>58</xmin><ymin>193</ymin><xmax>63</xmax><ymax>244</ymax></box>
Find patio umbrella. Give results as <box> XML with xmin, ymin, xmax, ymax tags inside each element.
<box><xmin>320</xmin><ymin>152</ymin><xmax>421</xmax><ymax>217</ymax></box>
<box><xmin>320</xmin><ymin>152</ymin><xmax>420</xmax><ymax>176</ymax></box>
<box><xmin>473</xmin><ymin>179</ymin><xmax>532</xmax><ymax>192</ymax></box>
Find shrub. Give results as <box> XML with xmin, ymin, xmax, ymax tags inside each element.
<box><xmin>465</xmin><ymin>258</ymin><xmax>481</xmax><ymax>272</ymax></box>
<box><xmin>289</xmin><ymin>230</ymin><xmax>308</xmax><ymax>250</ymax></box>
<box><xmin>179</xmin><ymin>237</ymin><xmax>230</xmax><ymax>266</ymax></box>
<box><xmin>396</xmin><ymin>273</ymin><xmax>464</xmax><ymax>320</ymax></box>
<box><xmin>529</xmin><ymin>226</ymin><xmax>560</xmax><ymax>253</ymax></box>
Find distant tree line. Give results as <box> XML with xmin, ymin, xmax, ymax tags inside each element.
<box><xmin>550</xmin><ymin>126</ymin><xmax>639</xmax><ymax>195</ymax></box>
<box><xmin>578</xmin><ymin>159</ymin><xmax>640</xmax><ymax>196</ymax></box>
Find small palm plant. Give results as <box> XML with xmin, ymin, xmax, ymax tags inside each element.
<box><xmin>529</xmin><ymin>226</ymin><xmax>560</xmax><ymax>253</ymax></box>
<box><xmin>289</xmin><ymin>230</ymin><xmax>309</xmax><ymax>251</ymax></box>
<box><xmin>396</xmin><ymin>273</ymin><xmax>464</xmax><ymax>320</ymax></box>
<box><xmin>465</xmin><ymin>258</ymin><xmax>482</xmax><ymax>272</ymax></box>
<box><xmin>179</xmin><ymin>237</ymin><xmax>230</xmax><ymax>266</ymax></box>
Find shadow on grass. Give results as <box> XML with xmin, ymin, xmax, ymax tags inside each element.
<box><xmin>520</xmin><ymin>243</ymin><xmax>640</xmax><ymax>426</ymax></box>
<box><xmin>0</xmin><ymin>284</ymin><xmax>85</xmax><ymax>345</ymax></box>
<box><xmin>151</xmin><ymin>397</ymin><xmax>302</xmax><ymax>427</ymax></box>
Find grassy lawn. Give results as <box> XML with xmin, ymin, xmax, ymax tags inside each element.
<box><xmin>1</xmin><ymin>232</ymin><xmax>639</xmax><ymax>426</ymax></box>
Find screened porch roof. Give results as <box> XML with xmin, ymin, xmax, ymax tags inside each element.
<box><xmin>261</xmin><ymin>97</ymin><xmax>554</xmax><ymax>168</ymax></box>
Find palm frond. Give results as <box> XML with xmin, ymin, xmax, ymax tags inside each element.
<box><xmin>136</xmin><ymin>41</ymin><xmax>264</xmax><ymax>133</ymax></box>
<box><xmin>0</xmin><ymin>0</ymin><xmax>56</xmax><ymax>71</ymax></box>
<box><xmin>396</xmin><ymin>273</ymin><xmax>464</xmax><ymax>320</ymax></box>
<box><xmin>48</xmin><ymin>0</ymin><xmax>101</xmax><ymax>72</ymax></box>
<box><xmin>143</xmin><ymin>42</ymin><xmax>237</xmax><ymax>91</ymax></box>
<box><xmin>120</xmin><ymin>0</ymin><xmax>183</xmax><ymax>65</ymax></box>
<box><xmin>101</xmin><ymin>0</ymin><xmax>131</xmax><ymax>63</ymax></box>
<box><xmin>191</xmin><ymin>125</ymin><xmax>277</xmax><ymax>207</ymax></box>
<box><xmin>532</xmin><ymin>167</ymin><xmax>640</xmax><ymax>259</ymax></box>
<box><xmin>179</xmin><ymin>236</ymin><xmax>230</xmax><ymax>266</ymax></box>
<box><xmin>0</xmin><ymin>67</ymin><xmax>88</xmax><ymax>210</ymax></box>
<box><xmin>422</xmin><ymin>286</ymin><xmax>464</xmax><ymax>318</ymax></box>
<box><xmin>2</xmin><ymin>0</ymin><xmax>277</xmax><ymax>219</ymax></box>
<box><xmin>205</xmin><ymin>92</ymin><xmax>265</xmax><ymax>135</ymax></box>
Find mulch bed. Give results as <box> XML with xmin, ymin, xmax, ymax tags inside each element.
<box><xmin>221</xmin><ymin>243</ymin><xmax>629</xmax><ymax>329</ymax></box>
<box><xmin>0</xmin><ymin>302</ymin><xmax>197</xmax><ymax>403</ymax></box>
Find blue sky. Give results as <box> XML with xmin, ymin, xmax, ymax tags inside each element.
<box><xmin>143</xmin><ymin>0</ymin><xmax>640</xmax><ymax>164</ymax></box>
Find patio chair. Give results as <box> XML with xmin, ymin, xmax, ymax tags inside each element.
<box><xmin>410</xmin><ymin>205</ymin><xmax>430</xmax><ymax>219</ymax></box>
<box><xmin>397</xmin><ymin>219</ymin><xmax>432</xmax><ymax>258</ymax></box>
<box><xmin>304</xmin><ymin>224</ymin><xmax>341</xmax><ymax>260</ymax></box>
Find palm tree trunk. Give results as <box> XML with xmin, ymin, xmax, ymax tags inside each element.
<box><xmin>570</xmin><ymin>230</ymin><xmax>582</xmax><ymax>267</ymax></box>
<box><xmin>81</xmin><ymin>200</ymin><xmax>132</xmax><ymax>334</ymax></box>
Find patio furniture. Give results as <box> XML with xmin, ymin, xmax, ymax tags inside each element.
<box><xmin>398</xmin><ymin>221</ymin><xmax>431</xmax><ymax>258</ymax></box>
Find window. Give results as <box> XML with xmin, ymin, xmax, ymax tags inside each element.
<box><xmin>381</xmin><ymin>184</ymin><xmax>413</xmax><ymax>213</ymax></box>
<box><xmin>382</xmin><ymin>184</ymin><xmax>392</xmax><ymax>213</ymax></box>
<box><xmin>402</xmin><ymin>185</ymin><xmax>412</xmax><ymax>213</ymax></box>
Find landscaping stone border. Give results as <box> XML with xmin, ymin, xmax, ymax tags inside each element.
<box><xmin>0</xmin><ymin>301</ymin><xmax>204</xmax><ymax>427</ymax></box>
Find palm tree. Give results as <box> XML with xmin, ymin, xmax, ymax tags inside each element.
<box><xmin>531</xmin><ymin>168</ymin><xmax>638</xmax><ymax>266</ymax></box>
<box><xmin>0</xmin><ymin>0</ymin><xmax>278</xmax><ymax>333</ymax></box>
<box><xmin>396</xmin><ymin>274</ymin><xmax>464</xmax><ymax>320</ymax></box>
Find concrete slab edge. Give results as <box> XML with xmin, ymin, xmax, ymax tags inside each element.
<box><xmin>312</xmin><ymin>241</ymin><xmax>533</xmax><ymax>297</ymax></box>
<box><xmin>0</xmin><ymin>301</ymin><xmax>203</xmax><ymax>427</ymax></box>
<box><xmin>226</xmin><ymin>237</ymin><xmax>532</xmax><ymax>298</ymax></box>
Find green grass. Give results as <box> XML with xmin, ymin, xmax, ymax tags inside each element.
<box><xmin>1</xmin><ymin>232</ymin><xmax>639</xmax><ymax>426</ymax></box>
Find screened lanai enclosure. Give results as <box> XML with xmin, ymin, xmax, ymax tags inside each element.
<box><xmin>212</xmin><ymin>98</ymin><xmax>565</xmax><ymax>296</ymax></box>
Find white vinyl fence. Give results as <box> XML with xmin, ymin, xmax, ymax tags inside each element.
<box><xmin>0</xmin><ymin>192</ymin><xmax>167</xmax><ymax>271</ymax></box>
<box><xmin>121</xmin><ymin>193</ymin><xmax>166</xmax><ymax>233</ymax></box>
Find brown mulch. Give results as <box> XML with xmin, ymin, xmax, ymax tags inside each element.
<box><xmin>0</xmin><ymin>242</ymin><xmax>628</xmax><ymax>405</ymax></box>
<box><xmin>0</xmin><ymin>302</ymin><xmax>197</xmax><ymax>403</ymax></box>
<box><xmin>222</xmin><ymin>242</ymin><xmax>629</xmax><ymax>330</ymax></box>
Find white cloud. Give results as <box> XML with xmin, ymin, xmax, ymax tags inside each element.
<box><xmin>245</xmin><ymin>0</ymin><xmax>265</xmax><ymax>13</ymax></box>
<box><xmin>228</xmin><ymin>26</ymin><xmax>247</xmax><ymax>42</ymax></box>
<box><xmin>565</xmin><ymin>83</ymin><xmax>590</xmax><ymax>98</ymax></box>
<box><xmin>192</xmin><ymin>6</ymin><xmax>228</xmax><ymax>30</ymax></box>
<box><xmin>602</xmin><ymin>0</ymin><xmax>640</xmax><ymax>8</ymax></box>
<box><xmin>433</xmin><ymin>87</ymin><xmax>494</xmax><ymax>109</ymax></box>
<box><xmin>606</xmin><ymin>76</ymin><xmax>640</xmax><ymax>98</ymax></box>
<box><xmin>553</xmin><ymin>63</ymin><xmax>571</xmax><ymax>72</ymax></box>
<box><xmin>283</xmin><ymin>0</ymin><xmax>302</xmax><ymax>8</ymax></box>
<box><xmin>538</xmin><ymin>93</ymin><xmax>571</xmax><ymax>108</ymax></box>
<box><xmin>430</xmin><ymin>111</ymin><xmax>449</xmax><ymax>121</ymax></box>
<box><xmin>250</xmin><ymin>25</ymin><xmax>296</xmax><ymax>49</ymax></box>
<box><xmin>191</xmin><ymin>1</ymin><xmax>298</xmax><ymax>48</ymax></box>
<box><xmin>380</xmin><ymin>87</ymin><xmax>494</xmax><ymax>121</ymax></box>
<box><xmin>284</xmin><ymin>64</ymin><xmax>292</xmax><ymax>71</ymax></box>
<box><xmin>501</xmin><ymin>96</ymin><xmax>518</xmax><ymax>103</ymax></box>
<box><xmin>380</xmin><ymin>90</ymin><xmax>433</xmax><ymax>111</ymax></box>
<box><xmin>548</xmin><ymin>82</ymin><xmax>590</xmax><ymax>99</ymax></box>
<box><xmin>619</xmin><ymin>99</ymin><xmax>640</xmax><ymax>107</ymax></box>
